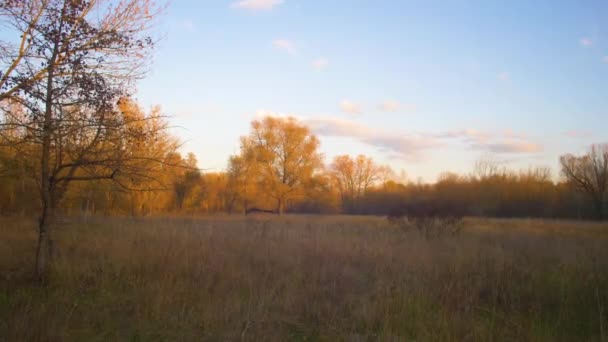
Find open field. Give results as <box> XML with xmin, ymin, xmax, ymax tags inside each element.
<box><xmin>1</xmin><ymin>215</ymin><xmax>608</xmax><ymax>341</ymax></box>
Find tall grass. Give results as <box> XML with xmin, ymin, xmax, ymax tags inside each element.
<box><xmin>1</xmin><ymin>215</ymin><xmax>607</xmax><ymax>341</ymax></box>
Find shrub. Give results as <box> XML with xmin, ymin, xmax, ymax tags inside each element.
<box><xmin>388</xmin><ymin>200</ymin><xmax>465</xmax><ymax>239</ymax></box>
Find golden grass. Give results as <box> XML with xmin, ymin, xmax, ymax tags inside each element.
<box><xmin>1</xmin><ymin>215</ymin><xmax>607</xmax><ymax>341</ymax></box>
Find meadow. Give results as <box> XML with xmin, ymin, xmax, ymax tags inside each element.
<box><xmin>1</xmin><ymin>215</ymin><xmax>607</xmax><ymax>341</ymax></box>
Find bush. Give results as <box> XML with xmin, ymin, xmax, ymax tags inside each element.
<box><xmin>388</xmin><ymin>200</ymin><xmax>465</xmax><ymax>239</ymax></box>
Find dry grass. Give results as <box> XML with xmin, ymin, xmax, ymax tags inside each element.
<box><xmin>1</xmin><ymin>215</ymin><xmax>608</xmax><ymax>341</ymax></box>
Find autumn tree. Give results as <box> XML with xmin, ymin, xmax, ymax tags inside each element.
<box><xmin>172</xmin><ymin>152</ymin><xmax>201</xmax><ymax>211</ymax></box>
<box><xmin>0</xmin><ymin>0</ymin><xmax>164</xmax><ymax>280</ymax></box>
<box><xmin>289</xmin><ymin>171</ymin><xmax>340</xmax><ymax>214</ymax></box>
<box><xmin>235</xmin><ymin>116</ymin><xmax>322</xmax><ymax>214</ymax></box>
<box><xmin>560</xmin><ymin>144</ymin><xmax>608</xmax><ymax>220</ymax></box>
<box><xmin>226</xmin><ymin>154</ymin><xmax>258</xmax><ymax>213</ymax></box>
<box><xmin>198</xmin><ymin>172</ymin><xmax>229</xmax><ymax>213</ymax></box>
<box><xmin>330</xmin><ymin>154</ymin><xmax>386</xmax><ymax>212</ymax></box>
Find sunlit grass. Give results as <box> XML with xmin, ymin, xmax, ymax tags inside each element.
<box><xmin>1</xmin><ymin>215</ymin><xmax>607</xmax><ymax>341</ymax></box>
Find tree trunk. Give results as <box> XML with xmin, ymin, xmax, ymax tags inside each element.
<box><xmin>35</xmin><ymin>203</ymin><xmax>54</xmax><ymax>282</ymax></box>
<box><xmin>36</xmin><ymin>128</ymin><xmax>54</xmax><ymax>281</ymax></box>
<box><xmin>277</xmin><ymin>198</ymin><xmax>284</xmax><ymax>215</ymax></box>
<box><xmin>36</xmin><ymin>33</ymin><xmax>59</xmax><ymax>282</ymax></box>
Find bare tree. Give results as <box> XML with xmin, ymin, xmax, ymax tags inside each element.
<box><xmin>330</xmin><ymin>154</ymin><xmax>385</xmax><ymax>212</ymax></box>
<box><xmin>560</xmin><ymin>144</ymin><xmax>608</xmax><ymax>221</ymax></box>
<box><xmin>0</xmin><ymin>0</ymin><xmax>164</xmax><ymax>280</ymax></box>
<box><xmin>473</xmin><ymin>153</ymin><xmax>502</xmax><ymax>179</ymax></box>
<box><xmin>353</xmin><ymin>155</ymin><xmax>379</xmax><ymax>197</ymax></box>
<box><xmin>330</xmin><ymin>155</ymin><xmax>356</xmax><ymax>205</ymax></box>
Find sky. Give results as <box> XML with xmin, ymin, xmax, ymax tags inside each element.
<box><xmin>136</xmin><ymin>0</ymin><xmax>608</xmax><ymax>182</ymax></box>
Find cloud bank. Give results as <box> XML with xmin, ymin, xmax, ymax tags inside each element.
<box><xmin>304</xmin><ymin>117</ymin><xmax>439</xmax><ymax>161</ymax></box>
<box><xmin>253</xmin><ymin>111</ymin><xmax>543</xmax><ymax>161</ymax></box>
<box><xmin>306</xmin><ymin>118</ymin><xmax>542</xmax><ymax>160</ymax></box>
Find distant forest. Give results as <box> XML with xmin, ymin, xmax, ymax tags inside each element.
<box><xmin>2</xmin><ymin>109</ymin><xmax>606</xmax><ymax>221</ymax></box>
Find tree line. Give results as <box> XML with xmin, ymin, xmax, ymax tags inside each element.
<box><xmin>2</xmin><ymin>112</ymin><xmax>607</xmax><ymax>221</ymax></box>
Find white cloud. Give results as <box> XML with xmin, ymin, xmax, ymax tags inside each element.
<box><xmin>248</xmin><ymin>112</ymin><xmax>543</xmax><ymax>159</ymax></box>
<box><xmin>498</xmin><ymin>71</ymin><xmax>510</xmax><ymax>82</ymax></box>
<box><xmin>440</xmin><ymin>129</ymin><xmax>492</xmax><ymax>143</ymax></box>
<box><xmin>312</xmin><ymin>58</ymin><xmax>329</xmax><ymax>70</ymax></box>
<box><xmin>305</xmin><ymin>117</ymin><xmax>373</xmax><ymax>137</ymax></box>
<box><xmin>231</xmin><ymin>0</ymin><xmax>283</xmax><ymax>11</ymax></box>
<box><xmin>340</xmin><ymin>100</ymin><xmax>361</xmax><ymax>114</ymax></box>
<box><xmin>602</xmin><ymin>56</ymin><xmax>608</xmax><ymax>64</ymax></box>
<box><xmin>471</xmin><ymin>141</ymin><xmax>542</xmax><ymax>153</ymax></box>
<box><xmin>272</xmin><ymin>39</ymin><xmax>296</xmax><ymax>54</ymax></box>
<box><xmin>304</xmin><ymin>117</ymin><xmax>441</xmax><ymax>161</ymax></box>
<box><xmin>580</xmin><ymin>37</ymin><xmax>594</xmax><ymax>47</ymax></box>
<box><xmin>443</xmin><ymin>129</ymin><xmax>542</xmax><ymax>153</ymax></box>
<box><xmin>306</xmin><ymin>117</ymin><xmax>542</xmax><ymax>158</ymax></box>
<box><xmin>463</xmin><ymin>129</ymin><xmax>490</xmax><ymax>140</ymax></box>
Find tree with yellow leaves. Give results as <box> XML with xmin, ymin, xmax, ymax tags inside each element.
<box><xmin>234</xmin><ymin>116</ymin><xmax>323</xmax><ymax>214</ymax></box>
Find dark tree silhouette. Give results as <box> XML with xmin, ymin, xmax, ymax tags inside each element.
<box><xmin>560</xmin><ymin>144</ymin><xmax>608</xmax><ymax>221</ymax></box>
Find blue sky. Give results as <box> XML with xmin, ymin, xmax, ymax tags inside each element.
<box><xmin>136</xmin><ymin>0</ymin><xmax>608</xmax><ymax>182</ymax></box>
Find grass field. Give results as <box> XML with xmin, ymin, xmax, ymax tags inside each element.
<box><xmin>1</xmin><ymin>215</ymin><xmax>608</xmax><ymax>341</ymax></box>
